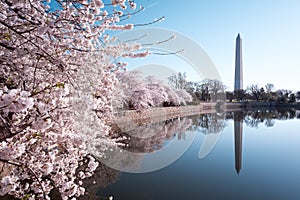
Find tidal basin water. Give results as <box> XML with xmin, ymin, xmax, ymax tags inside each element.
<box><xmin>86</xmin><ymin>109</ymin><xmax>300</xmax><ymax>200</ymax></box>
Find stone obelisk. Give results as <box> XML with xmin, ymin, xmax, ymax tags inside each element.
<box><xmin>234</xmin><ymin>34</ymin><xmax>243</xmax><ymax>91</ymax></box>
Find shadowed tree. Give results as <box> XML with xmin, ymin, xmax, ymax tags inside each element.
<box><xmin>296</xmin><ymin>91</ymin><xmax>300</xmax><ymax>101</ymax></box>
<box><xmin>247</xmin><ymin>84</ymin><xmax>260</xmax><ymax>101</ymax></box>
<box><xmin>259</xmin><ymin>87</ymin><xmax>269</xmax><ymax>101</ymax></box>
<box><xmin>234</xmin><ymin>89</ymin><xmax>246</xmax><ymax>101</ymax></box>
<box><xmin>185</xmin><ymin>81</ymin><xmax>200</xmax><ymax>104</ymax></box>
<box><xmin>276</xmin><ymin>89</ymin><xmax>291</xmax><ymax>103</ymax></box>
<box><xmin>226</xmin><ymin>91</ymin><xmax>234</xmax><ymax>102</ymax></box>
<box><xmin>199</xmin><ymin>83</ymin><xmax>210</xmax><ymax>102</ymax></box>
<box><xmin>204</xmin><ymin>79</ymin><xmax>226</xmax><ymax>102</ymax></box>
<box><xmin>288</xmin><ymin>93</ymin><xmax>296</xmax><ymax>103</ymax></box>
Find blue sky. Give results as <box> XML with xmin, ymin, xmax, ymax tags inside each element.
<box><xmin>117</xmin><ymin>0</ymin><xmax>300</xmax><ymax>91</ymax></box>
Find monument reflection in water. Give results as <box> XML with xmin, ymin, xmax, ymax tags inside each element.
<box><xmin>234</xmin><ymin>111</ymin><xmax>243</xmax><ymax>174</ymax></box>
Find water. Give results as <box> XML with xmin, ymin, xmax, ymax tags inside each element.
<box><xmin>85</xmin><ymin>109</ymin><xmax>300</xmax><ymax>200</ymax></box>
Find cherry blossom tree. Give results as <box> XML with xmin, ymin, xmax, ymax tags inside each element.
<box><xmin>145</xmin><ymin>76</ymin><xmax>169</xmax><ymax>106</ymax></box>
<box><xmin>174</xmin><ymin>88</ymin><xmax>193</xmax><ymax>105</ymax></box>
<box><xmin>112</xmin><ymin>70</ymin><xmax>153</xmax><ymax>110</ymax></box>
<box><xmin>113</xmin><ymin>70</ymin><xmax>192</xmax><ymax>110</ymax></box>
<box><xmin>0</xmin><ymin>0</ymin><xmax>148</xmax><ymax>199</ymax></box>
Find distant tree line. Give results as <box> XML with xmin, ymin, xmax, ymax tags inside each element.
<box><xmin>114</xmin><ymin>71</ymin><xmax>300</xmax><ymax>110</ymax></box>
<box><xmin>226</xmin><ymin>83</ymin><xmax>300</xmax><ymax>104</ymax></box>
<box><xmin>168</xmin><ymin>72</ymin><xmax>226</xmax><ymax>103</ymax></box>
<box><xmin>169</xmin><ymin>73</ymin><xmax>300</xmax><ymax>104</ymax></box>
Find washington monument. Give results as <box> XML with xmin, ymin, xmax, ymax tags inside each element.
<box><xmin>234</xmin><ymin>34</ymin><xmax>243</xmax><ymax>91</ymax></box>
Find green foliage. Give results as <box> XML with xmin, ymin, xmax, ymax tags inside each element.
<box><xmin>22</xmin><ymin>194</ymin><xmax>32</xmax><ymax>200</ymax></box>
<box><xmin>55</xmin><ymin>82</ymin><xmax>65</xmax><ymax>88</ymax></box>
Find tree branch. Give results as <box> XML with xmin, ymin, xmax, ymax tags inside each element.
<box><xmin>134</xmin><ymin>16</ymin><xmax>165</xmax><ymax>27</ymax></box>
<box><xmin>0</xmin><ymin>158</ymin><xmax>21</xmax><ymax>167</ymax></box>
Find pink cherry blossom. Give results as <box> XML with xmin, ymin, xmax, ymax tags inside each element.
<box><xmin>113</xmin><ymin>70</ymin><xmax>193</xmax><ymax>111</ymax></box>
<box><xmin>0</xmin><ymin>0</ymin><xmax>150</xmax><ymax>199</ymax></box>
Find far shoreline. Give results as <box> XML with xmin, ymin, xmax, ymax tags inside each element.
<box><xmin>112</xmin><ymin>102</ymin><xmax>300</xmax><ymax>131</ymax></box>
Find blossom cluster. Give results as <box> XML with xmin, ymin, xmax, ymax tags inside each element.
<box><xmin>113</xmin><ymin>70</ymin><xmax>193</xmax><ymax>111</ymax></box>
<box><xmin>0</xmin><ymin>0</ymin><xmax>147</xmax><ymax>199</ymax></box>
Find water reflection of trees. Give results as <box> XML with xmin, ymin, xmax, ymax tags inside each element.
<box><xmin>78</xmin><ymin>163</ymin><xmax>120</xmax><ymax>200</ymax></box>
<box><xmin>89</xmin><ymin>109</ymin><xmax>300</xmax><ymax>197</ymax></box>
<box><xmin>114</xmin><ymin>117</ymin><xmax>193</xmax><ymax>153</ymax></box>
<box><xmin>105</xmin><ymin>109</ymin><xmax>299</xmax><ymax>170</ymax></box>
<box><xmin>190</xmin><ymin>112</ymin><xmax>227</xmax><ymax>134</ymax></box>
<box><xmin>112</xmin><ymin>109</ymin><xmax>299</xmax><ymax>153</ymax></box>
<box><xmin>188</xmin><ymin>109</ymin><xmax>299</xmax><ymax>132</ymax></box>
<box><xmin>225</xmin><ymin>109</ymin><xmax>299</xmax><ymax>128</ymax></box>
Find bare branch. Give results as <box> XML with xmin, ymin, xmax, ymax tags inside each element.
<box><xmin>134</xmin><ymin>16</ymin><xmax>165</xmax><ymax>27</ymax></box>
<box><xmin>151</xmin><ymin>49</ymin><xmax>184</xmax><ymax>56</ymax></box>
<box><xmin>0</xmin><ymin>158</ymin><xmax>21</xmax><ymax>167</ymax></box>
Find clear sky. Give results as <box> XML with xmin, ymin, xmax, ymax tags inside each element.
<box><xmin>117</xmin><ymin>0</ymin><xmax>300</xmax><ymax>91</ymax></box>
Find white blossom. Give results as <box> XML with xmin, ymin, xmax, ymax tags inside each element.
<box><xmin>0</xmin><ymin>0</ymin><xmax>149</xmax><ymax>199</ymax></box>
